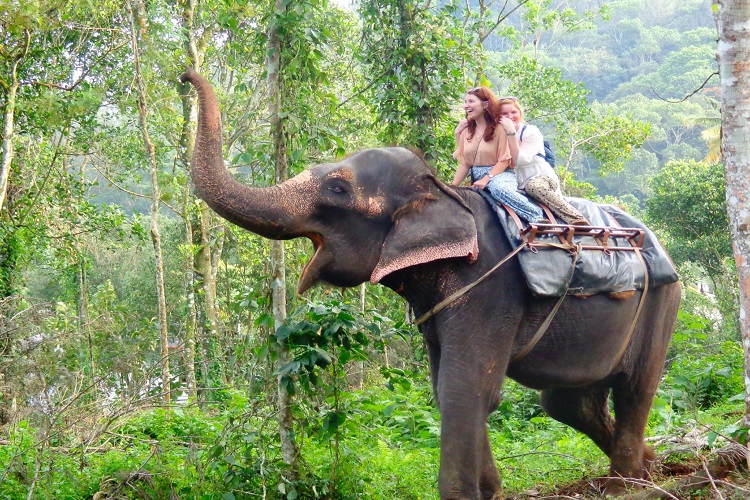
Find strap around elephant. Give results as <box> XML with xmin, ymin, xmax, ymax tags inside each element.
<box><xmin>603</xmin><ymin>213</ymin><xmax>650</xmax><ymax>372</ymax></box>
<box><xmin>509</xmin><ymin>243</ymin><xmax>582</xmax><ymax>362</ymax></box>
<box><xmin>414</xmin><ymin>242</ymin><xmax>528</xmax><ymax>326</ymax></box>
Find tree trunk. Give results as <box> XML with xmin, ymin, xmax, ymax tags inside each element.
<box><xmin>268</xmin><ymin>0</ymin><xmax>299</xmax><ymax>477</ymax></box>
<box><xmin>182</xmin><ymin>184</ymin><xmax>198</xmax><ymax>401</ymax></box>
<box><xmin>178</xmin><ymin>0</ymin><xmax>213</xmax><ymax>404</ymax></box>
<box><xmin>198</xmin><ymin>204</ymin><xmax>223</xmax><ymax>381</ymax></box>
<box><xmin>76</xmin><ymin>160</ymin><xmax>95</xmax><ymax>393</ymax></box>
<box><xmin>127</xmin><ymin>0</ymin><xmax>171</xmax><ymax>404</ymax></box>
<box><xmin>715</xmin><ymin>0</ymin><xmax>750</xmax><ymax>432</ymax></box>
<box><xmin>0</xmin><ymin>44</ymin><xmax>26</xmax><ymax>216</ymax></box>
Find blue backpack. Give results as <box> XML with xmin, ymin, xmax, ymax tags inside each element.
<box><xmin>519</xmin><ymin>125</ymin><xmax>556</xmax><ymax>167</ymax></box>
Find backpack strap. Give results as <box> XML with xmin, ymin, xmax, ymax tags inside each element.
<box><xmin>519</xmin><ymin>124</ymin><xmax>527</xmax><ymax>142</ymax></box>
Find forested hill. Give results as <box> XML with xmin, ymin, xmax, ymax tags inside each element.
<box><xmin>482</xmin><ymin>0</ymin><xmax>719</xmax><ymax>201</ymax></box>
<box><xmin>0</xmin><ymin>0</ymin><xmax>744</xmax><ymax>498</ymax></box>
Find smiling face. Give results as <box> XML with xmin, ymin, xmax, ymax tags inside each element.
<box><xmin>464</xmin><ymin>93</ymin><xmax>488</xmax><ymax>122</ymax></box>
<box><xmin>499</xmin><ymin>101</ymin><xmax>524</xmax><ymax>129</ymax></box>
<box><xmin>500</xmin><ymin>101</ymin><xmax>523</xmax><ymax>130</ymax></box>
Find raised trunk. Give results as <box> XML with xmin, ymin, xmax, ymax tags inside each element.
<box><xmin>180</xmin><ymin>68</ymin><xmax>313</xmax><ymax>239</ymax></box>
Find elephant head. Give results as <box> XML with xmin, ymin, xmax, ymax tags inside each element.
<box><xmin>180</xmin><ymin>68</ymin><xmax>478</xmax><ymax>294</ymax></box>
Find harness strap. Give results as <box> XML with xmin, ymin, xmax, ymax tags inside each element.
<box><xmin>603</xmin><ymin>214</ymin><xmax>650</xmax><ymax>371</ymax></box>
<box><xmin>510</xmin><ymin>243</ymin><xmax>582</xmax><ymax>362</ymax></box>
<box><xmin>414</xmin><ymin>242</ymin><xmax>528</xmax><ymax>326</ymax></box>
<box><xmin>607</xmin><ymin>245</ymin><xmax>649</xmax><ymax>371</ymax></box>
<box><xmin>502</xmin><ymin>203</ymin><xmax>525</xmax><ymax>231</ymax></box>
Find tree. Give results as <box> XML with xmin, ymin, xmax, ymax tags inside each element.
<box><xmin>126</xmin><ymin>0</ymin><xmax>171</xmax><ymax>403</ymax></box>
<box><xmin>358</xmin><ymin>0</ymin><xmax>470</xmax><ymax>161</ymax></box>
<box><xmin>647</xmin><ymin>160</ymin><xmax>737</xmax><ymax>333</ymax></box>
<box><xmin>267</xmin><ymin>0</ymin><xmax>297</xmax><ymax>480</ymax></box>
<box><xmin>714</xmin><ymin>0</ymin><xmax>750</xmax><ymax>429</ymax></box>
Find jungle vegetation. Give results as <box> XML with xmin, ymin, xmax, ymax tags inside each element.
<box><xmin>1</xmin><ymin>0</ymin><xmax>746</xmax><ymax>498</ymax></box>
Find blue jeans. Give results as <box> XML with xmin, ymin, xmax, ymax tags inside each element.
<box><xmin>471</xmin><ymin>166</ymin><xmax>543</xmax><ymax>223</ymax></box>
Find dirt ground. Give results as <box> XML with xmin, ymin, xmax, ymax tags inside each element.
<box><xmin>510</xmin><ymin>445</ymin><xmax>750</xmax><ymax>499</ymax></box>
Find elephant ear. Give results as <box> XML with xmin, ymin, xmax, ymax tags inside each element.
<box><xmin>371</xmin><ymin>177</ymin><xmax>479</xmax><ymax>284</ymax></box>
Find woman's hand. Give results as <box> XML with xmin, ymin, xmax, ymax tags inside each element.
<box><xmin>499</xmin><ymin>117</ymin><xmax>516</xmax><ymax>134</ymax></box>
<box><xmin>472</xmin><ymin>175</ymin><xmax>490</xmax><ymax>190</ymax></box>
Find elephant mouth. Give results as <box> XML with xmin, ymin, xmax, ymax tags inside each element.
<box><xmin>297</xmin><ymin>233</ymin><xmax>332</xmax><ymax>294</ymax></box>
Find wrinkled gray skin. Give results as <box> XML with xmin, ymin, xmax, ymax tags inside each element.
<box><xmin>180</xmin><ymin>68</ymin><xmax>681</xmax><ymax>500</ymax></box>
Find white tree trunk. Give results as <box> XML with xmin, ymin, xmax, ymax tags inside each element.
<box><xmin>715</xmin><ymin>0</ymin><xmax>750</xmax><ymax>429</ymax></box>
<box><xmin>0</xmin><ymin>56</ymin><xmax>22</xmax><ymax>216</ymax></box>
<box><xmin>268</xmin><ymin>0</ymin><xmax>299</xmax><ymax>476</ymax></box>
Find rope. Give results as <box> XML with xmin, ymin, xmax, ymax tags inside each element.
<box><xmin>414</xmin><ymin>242</ymin><xmax>528</xmax><ymax>326</ymax></box>
<box><xmin>606</xmin><ymin>246</ymin><xmax>649</xmax><ymax>371</ymax></box>
<box><xmin>510</xmin><ymin>243</ymin><xmax>582</xmax><ymax>362</ymax></box>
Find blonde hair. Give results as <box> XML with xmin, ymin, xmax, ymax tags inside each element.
<box><xmin>499</xmin><ymin>97</ymin><xmax>525</xmax><ymax>123</ymax></box>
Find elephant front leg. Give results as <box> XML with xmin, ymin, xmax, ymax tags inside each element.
<box><xmin>436</xmin><ymin>363</ymin><xmax>504</xmax><ymax>499</ymax></box>
<box><xmin>479</xmin><ymin>430</ymin><xmax>502</xmax><ymax>499</ymax></box>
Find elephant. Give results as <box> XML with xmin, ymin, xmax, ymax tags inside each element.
<box><xmin>180</xmin><ymin>68</ymin><xmax>681</xmax><ymax>500</ymax></box>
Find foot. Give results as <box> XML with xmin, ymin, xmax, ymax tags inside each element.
<box><xmin>535</xmin><ymin>218</ymin><xmax>552</xmax><ymax>225</ymax></box>
<box><xmin>571</xmin><ymin>218</ymin><xmax>590</xmax><ymax>226</ymax></box>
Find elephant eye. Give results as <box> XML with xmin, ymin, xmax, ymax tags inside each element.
<box><xmin>328</xmin><ymin>185</ymin><xmax>346</xmax><ymax>194</ymax></box>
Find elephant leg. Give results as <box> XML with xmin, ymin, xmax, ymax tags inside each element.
<box><xmin>540</xmin><ymin>386</ymin><xmax>615</xmax><ymax>457</ymax></box>
<box><xmin>427</xmin><ymin>338</ymin><xmax>441</xmax><ymax>410</ymax></box>
<box><xmin>436</xmin><ymin>357</ymin><xmax>505</xmax><ymax>500</ymax></box>
<box><xmin>608</xmin><ymin>375</ymin><xmax>660</xmax><ymax>482</ymax></box>
<box><xmin>479</xmin><ymin>430</ymin><xmax>502</xmax><ymax>499</ymax></box>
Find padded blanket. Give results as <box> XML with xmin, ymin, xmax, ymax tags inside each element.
<box><xmin>477</xmin><ymin>190</ymin><xmax>679</xmax><ymax>297</ymax></box>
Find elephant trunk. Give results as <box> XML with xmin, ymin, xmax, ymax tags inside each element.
<box><xmin>180</xmin><ymin>68</ymin><xmax>312</xmax><ymax>239</ymax></box>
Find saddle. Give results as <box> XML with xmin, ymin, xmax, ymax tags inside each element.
<box><xmin>476</xmin><ymin>190</ymin><xmax>679</xmax><ymax>297</ymax></box>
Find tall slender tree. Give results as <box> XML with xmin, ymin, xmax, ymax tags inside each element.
<box><xmin>177</xmin><ymin>0</ymin><xmax>205</xmax><ymax>402</ymax></box>
<box><xmin>267</xmin><ymin>0</ymin><xmax>299</xmax><ymax>478</ymax></box>
<box><xmin>714</xmin><ymin>0</ymin><xmax>750</xmax><ymax>428</ymax></box>
<box><xmin>127</xmin><ymin>0</ymin><xmax>171</xmax><ymax>404</ymax></box>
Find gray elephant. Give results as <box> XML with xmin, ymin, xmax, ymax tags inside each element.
<box><xmin>180</xmin><ymin>68</ymin><xmax>681</xmax><ymax>500</ymax></box>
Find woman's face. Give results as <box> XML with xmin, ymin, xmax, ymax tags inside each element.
<box><xmin>464</xmin><ymin>94</ymin><xmax>487</xmax><ymax>121</ymax></box>
<box><xmin>500</xmin><ymin>102</ymin><xmax>522</xmax><ymax>127</ymax></box>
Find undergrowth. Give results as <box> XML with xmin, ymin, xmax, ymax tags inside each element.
<box><xmin>0</xmin><ymin>305</ymin><xmax>746</xmax><ymax>499</ymax></box>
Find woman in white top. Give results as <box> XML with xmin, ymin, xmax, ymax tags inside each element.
<box><xmin>452</xmin><ymin>87</ymin><xmax>544</xmax><ymax>223</ymax></box>
<box><xmin>498</xmin><ymin>97</ymin><xmax>589</xmax><ymax>226</ymax></box>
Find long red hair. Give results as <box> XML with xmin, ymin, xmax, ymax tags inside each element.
<box><xmin>466</xmin><ymin>87</ymin><xmax>501</xmax><ymax>141</ymax></box>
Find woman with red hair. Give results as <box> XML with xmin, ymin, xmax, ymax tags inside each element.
<box><xmin>452</xmin><ymin>87</ymin><xmax>544</xmax><ymax>223</ymax></box>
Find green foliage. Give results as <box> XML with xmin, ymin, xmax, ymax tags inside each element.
<box><xmin>660</xmin><ymin>312</ymin><xmax>744</xmax><ymax>413</ymax></box>
<box><xmin>358</xmin><ymin>0</ymin><xmax>471</xmax><ymax>161</ymax></box>
<box><xmin>646</xmin><ymin>160</ymin><xmax>739</xmax><ymax>333</ymax></box>
<box><xmin>272</xmin><ymin>300</ymin><xmax>372</xmax><ymax>397</ymax></box>
<box><xmin>647</xmin><ymin>160</ymin><xmax>731</xmax><ymax>273</ymax></box>
<box><xmin>355</xmin><ymin>367</ymin><xmax>440</xmax><ymax>447</ymax></box>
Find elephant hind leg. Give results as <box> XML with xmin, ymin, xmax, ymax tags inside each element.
<box><xmin>541</xmin><ymin>386</ymin><xmax>615</xmax><ymax>457</ymax></box>
<box><xmin>609</xmin><ymin>375</ymin><xmax>661</xmax><ymax>481</ymax></box>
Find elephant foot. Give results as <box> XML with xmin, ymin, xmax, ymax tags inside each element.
<box><xmin>484</xmin><ymin>488</ymin><xmax>503</xmax><ymax>500</ymax></box>
<box><xmin>601</xmin><ymin>476</ymin><xmax>632</xmax><ymax>497</ymax></box>
<box><xmin>642</xmin><ymin>444</ymin><xmax>657</xmax><ymax>474</ymax></box>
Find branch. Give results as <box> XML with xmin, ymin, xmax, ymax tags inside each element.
<box><xmin>0</xmin><ymin>30</ymin><xmax>31</xmax><ymax>91</ymax></box>
<box><xmin>336</xmin><ymin>62</ymin><xmax>399</xmax><ymax>109</ymax></box>
<box><xmin>481</xmin><ymin>0</ymin><xmax>532</xmax><ymax>44</ymax></box>
<box><xmin>651</xmin><ymin>72</ymin><xmax>719</xmax><ymax>103</ymax></box>
<box><xmin>22</xmin><ymin>40</ymin><xmax>129</xmax><ymax>91</ymax></box>
<box><xmin>90</xmin><ymin>161</ymin><xmax>182</xmax><ymax>217</ymax></box>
